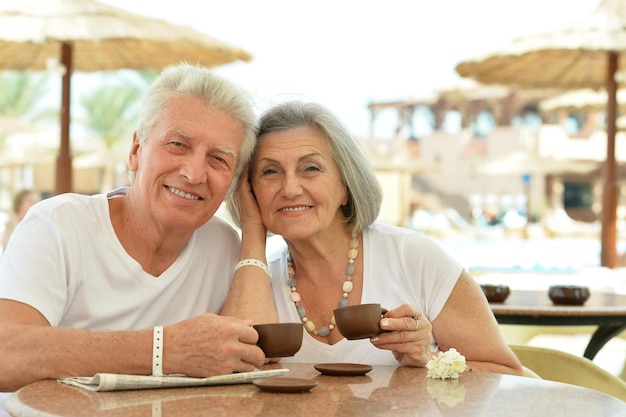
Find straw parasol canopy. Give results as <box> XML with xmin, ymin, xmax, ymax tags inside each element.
<box><xmin>473</xmin><ymin>150</ymin><xmax>598</xmax><ymax>177</ymax></box>
<box><xmin>455</xmin><ymin>0</ymin><xmax>626</xmax><ymax>90</ymax></box>
<box><xmin>539</xmin><ymin>89</ymin><xmax>626</xmax><ymax>112</ymax></box>
<box><xmin>0</xmin><ymin>115</ymin><xmax>40</xmax><ymax>136</ymax></box>
<box><xmin>455</xmin><ymin>0</ymin><xmax>625</xmax><ymax>268</ymax></box>
<box><xmin>0</xmin><ymin>0</ymin><xmax>252</xmax><ymax>195</ymax></box>
<box><xmin>0</xmin><ymin>147</ymin><xmax>54</xmax><ymax>168</ymax></box>
<box><xmin>472</xmin><ymin>150</ymin><xmax>598</xmax><ymax>224</ymax></box>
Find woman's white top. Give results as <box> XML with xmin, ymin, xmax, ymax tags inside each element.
<box><xmin>267</xmin><ymin>222</ymin><xmax>463</xmax><ymax>365</ymax></box>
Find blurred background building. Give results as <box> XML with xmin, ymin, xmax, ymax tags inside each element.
<box><xmin>363</xmin><ymin>80</ymin><xmax>616</xmax><ymax>241</ymax></box>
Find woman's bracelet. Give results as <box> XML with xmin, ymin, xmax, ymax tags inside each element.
<box><xmin>152</xmin><ymin>326</ymin><xmax>164</xmax><ymax>376</ymax></box>
<box><xmin>234</xmin><ymin>258</ymin><xmax>272</xmax><ymax>281</ymax></box>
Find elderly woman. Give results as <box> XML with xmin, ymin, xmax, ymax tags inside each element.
<box><xmin>230</xmin><ymin>101</ymin><xmax>522</xmax><ymax>375</ymax></box>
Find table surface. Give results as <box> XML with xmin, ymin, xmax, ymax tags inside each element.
<box><xmin>489</xmin><ymin>289</ymin><xmax>626</xmax><ymax>318</ymax></box>
<box><xmin>6</xmin><ymin>363</ymin><xmax>626</xmax><ymax>417</ymax></box>
<box><xmin>489</xmin><ymin>289</ymin><xmax>626</xmax><ymax>359</ymax></box>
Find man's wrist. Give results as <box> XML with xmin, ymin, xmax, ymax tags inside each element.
<box><xmin>152</xmin><ymin>326</ymin><xmax>164</xmax><ymax>376</ymax></box>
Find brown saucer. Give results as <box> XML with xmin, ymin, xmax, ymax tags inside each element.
<box><xmin>314</xmin><ymin>363</ymin><xmax>373</xmax><ymax>376</ymax></box>
<box><xmin>252</xmin><ymin>377</ymin><xmax>317</xmax><ymax>393</ymax></box>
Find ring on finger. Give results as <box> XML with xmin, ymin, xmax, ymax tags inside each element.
<box><xmin>410</xmin><ymin>315</ymin><xmax>419</xmax><ymax>330</ymax></box>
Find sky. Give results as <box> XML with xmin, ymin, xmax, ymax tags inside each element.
<box><xmin>88</xmin><ymin>0</ymin><xmax>602</xmax><ymax>139</ymax></box>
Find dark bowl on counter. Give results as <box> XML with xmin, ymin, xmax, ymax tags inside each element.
<box><xmin>548</xmin><ymin>285</ymin><xmax>590</xmax><ymax>306</ymax></box>
<box><xmin>480</xmin><ymin>284</ymin><xmax>511</xmax><ymax>303</ymax></box>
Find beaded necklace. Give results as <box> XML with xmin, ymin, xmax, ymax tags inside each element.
<box><xmin>288</xmin><ymin>233</ymin><xmax>359</xmax><ymax>337</ymax></box>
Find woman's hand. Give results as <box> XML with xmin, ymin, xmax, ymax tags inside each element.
<box><xmin>221</xmin><ymin>170</ymin><xmax>279</xmax><ymax>325</ymax></box>
<box><xmin>370</xmin><ymin>304</ymin><xmax>433</xmax><ymax>367</ymax></box>
<box><xmin>235</xmin><ymin>174</ymin><xmax>265</xmax><ymax>233</ymax></box>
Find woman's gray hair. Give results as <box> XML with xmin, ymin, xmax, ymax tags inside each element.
<box><xmin>132</xmin><ymin>62</ymin><xmax>257</xmax><ymax>192</ymax></box>
<box><xmin>229</xmin><ymin>100</ymin><xmax>382</xmax><ymax>233</ymax></box>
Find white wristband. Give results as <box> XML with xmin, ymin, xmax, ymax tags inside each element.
<box><xmin>152</xmin><ymin>326</ymin><xmax>164</xmax><ymax>376</ymax></box>
<box><xmin>234</xmin><ymin>258</ymin><xmax>272</xmax><ymax>281</ymax></box>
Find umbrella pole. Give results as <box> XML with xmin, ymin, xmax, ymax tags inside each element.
<box><xmin>522</xmin><ymin>176</ymin><xmax>531</xmax><ymax>239</ymax></box>
<box><xmin>55</xmin><ymin>42</ymin><xmax>73</xmax><ymax>195</ymax></box>
<box><xmin>600</xmin><ymin>51</ymin><xmax>619</xmax><ymax>268</ymax></box>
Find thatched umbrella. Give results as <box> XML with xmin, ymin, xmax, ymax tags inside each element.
<box><xmin>456</xmin><ymin>0</ymin><xmax>626</xmax><ymax>268</ymax></box>
<box><xmin>0</xmin><ymin>116</ymin><xmax>40</xmax><ymax>136</ymax></box>
<box><xmin>473</xmin><ymin>150</ymin><xmax>599</xmax><ymax>177</ymax></box>
<box><xmin>473</xmin><ymin>150</ymin><xmax>598</xmax><ymax>222</ymax></box>
<box><xmin>539</xmin><ymin>89</ymin><xmax>626</xmax><ymax>112</ymax></box>
<box><xmin>0</xmin><ymin>0</ymin><xmax>252</xmax><ymax>195</ymax></box>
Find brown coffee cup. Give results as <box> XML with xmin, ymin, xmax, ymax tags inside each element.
<box><xmin>480</xmin><ymin>284</ymin><xmax>510</xmax><ymax>303</ymax></box>
<box><xmin>333</xmin><ymin>303</ymin><xmax>388</xmax><ymax>340</ymax></box>
<box><xmin>548</xmin><ymin>285</ymin><xmax>590</xmax><ymax>306</ymax></box>
<box><xmin>253</xmin><ymin>323</ymin><xmax>303</xmax><ymax>357</ymax></box>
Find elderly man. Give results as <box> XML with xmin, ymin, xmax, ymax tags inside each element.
<box><xmin>0</xmin><ymin>63</ymin><xmax>276</xmax><ymax>391</ymax></box>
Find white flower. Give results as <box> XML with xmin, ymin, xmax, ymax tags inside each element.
<box><xmin>426</xmin><ymin>348</ymin><xmax>467</xmax><ymax>379</ymax></box>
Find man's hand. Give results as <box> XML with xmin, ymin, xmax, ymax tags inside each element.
<box><xmin>164</xmin><ymin>314</ymin><xmax>266</xmax><ymax>376</ymax></box>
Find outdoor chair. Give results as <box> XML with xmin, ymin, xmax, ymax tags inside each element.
<box><xmin>510</xmin><ymin>343</ymin><xmax>626</xmax><ymax>402</ymax></box>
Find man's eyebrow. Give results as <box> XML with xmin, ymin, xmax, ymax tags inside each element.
<box><xmin>216</xmin><ymin>145</ymin><xmax>236</xmax><ymax>158</ymax></box>
<box><xmin>171</xmin><ymin>129</ymin><xmax>193</xmax><ymax>140</ymax></box>
<box><xmin>170</xmin><ymin>130</ymin><xmax>236</xmax><ymax>157</ymax></box>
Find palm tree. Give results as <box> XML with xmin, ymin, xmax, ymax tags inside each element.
<box><xmin>78</xmin><ymin>72</ymin><xmax>153</xmax><ymax>192</ymax></box>
<box><xmin>0</xmin><ymin>71</ymin><xmax>53</xmax><ymax>146</ymax></box>
<box><xmin>0</xmin><ymin>71</ymin><xmax>51</xmax><ymax>120</ymax></box>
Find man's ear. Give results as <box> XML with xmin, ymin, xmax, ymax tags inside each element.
<box><xmin>128</xmin><ymin>132</ymin><xmax>141</xmax><ymax>172</ymax></box>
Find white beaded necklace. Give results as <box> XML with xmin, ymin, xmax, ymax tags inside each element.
<box><xmin>288</xmin><ymin>233</ymin><xmax>359</xmax><ymax>337</ymax></box>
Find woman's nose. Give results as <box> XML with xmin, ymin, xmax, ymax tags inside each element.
<box><xmin>282</xmin><ymin>173</ymin><xmax>302</xmax><ymax>197</ymax></box>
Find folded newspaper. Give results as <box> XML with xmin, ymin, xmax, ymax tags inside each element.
<box><xmin>58</xmin><ymin>368</ymin><xmax>289</xmax><ymax>392</ymax></box>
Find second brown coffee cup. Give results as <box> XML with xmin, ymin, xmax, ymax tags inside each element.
<box><xmin>333</xmin><ymin>303</ymin><xmax>388</xmax><ymax>340</ymax></box>
<box><xmin>253</xmin><ymin>323</ymin><xmax>303</xmax><ymax>357</ymax></box>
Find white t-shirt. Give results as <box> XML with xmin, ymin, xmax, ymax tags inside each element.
<box><xmin>0</xmin><ymin>188</ymin><xmax>240</xmax><ymax>330</ymax></box>
<box><xmin>268</xmin><ymin>222</ymin><xmax>463</xmax><ymax>365</ymax></box>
